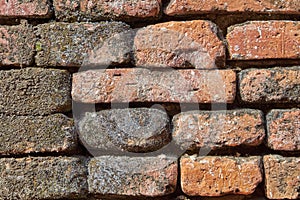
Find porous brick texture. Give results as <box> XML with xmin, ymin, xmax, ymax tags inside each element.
<box><xmin>0</xmin><ymin>114</ymin><xmax>76</xmax><ymax>155</ymax></box>
<box><xmin>180</xmin><ymin>155</ymin><xmax>263</xmax><ymax>196</ymax></box>
<box><xmin>72</xmin><ymin>68</ymin><xmax>236</xmax><ymax>103</ymax></box>
<box><xmin>78</xmin><ymin>108</ymin><xmax>170</xmax><ymax>154</ymax></box>
<box><xmin>165</xmin><ymin>0</ymin><xmax>300</xmax><ymax>15</ymax></box>
<box><xmin>227</xmin><ymin>21</ymin><xmax>300</xmax><ymax>60</ymax></box>
<box><xmin>239</xmin><ymin>67</ymin><xmax>300</xmax><ymax>103</ymax></box>
<box><xmin>88</xmin><ymin>155</ymin><xmax>177</xmax><ymax>197</ymax></box>
<box><xmin>0</xmin><ymin>0</ymin><xmax>51</xmax><ymax>18</ymax></box>
<box><xmin>264</xmin><ymin>155</ymin><xmax>300</xmax><ymax>199</ymax></box>
<box><xmin>172</xmin><ymin>109</ymin><xmax>265</xmax><ymax>151</ymax></box>
<box><xmin>54</xmin><ymin>0</ymin><xmax>162</xmax><ymax>22</ymax></box>
<box><xmin>134</xmin><ymin>20</ymin><xmax>225</xmax><ymax>69</ymax></box>
<box><xmin>267</xmin><ymin>109</ymin><xmax>300</xmax><ymax>151</ymax></box>
<box><xmin>35</xmin><ymin>22</ymin><xmax>130</xmax><ymax>67</ymax></box>
<box><xmin>0</xmin><ymin>157</ymin><xmax>87</xmax><ymax>200</ymax></box>
<box><xmin>0</xmin><ymin>68</ymin><xmax>71</xmax><ymax>115</ymax></box>
<box><xmin>0</xmin><ymin>24</ymin><xmax>35</xmax><ymax>66</ymax></box>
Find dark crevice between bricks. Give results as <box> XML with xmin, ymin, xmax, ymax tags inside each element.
<box><xmin>227</xmin><ymin>59</ymin><xmax>300</xmax><ymax>68</ymax></box>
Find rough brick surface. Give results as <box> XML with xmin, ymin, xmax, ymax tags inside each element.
<box><xmin>267</xmin><ymin>109</ymin><xmax>300</xmax><ymax>151</ymax></box>
<box><xmin>88</xmin><ymin>155</ymin><xmax>177</xmax><ymax>197</ymax></box>
<box><xmin>0</xmin><ymin>24</ymin><xmax>35</xmax><ymax>66</ymax></box>
<box><xmin>72</xmin><ymin>68</ymin><xmax>236</xmax><ymax>103</ymax></box>
<box><xmin>227</xmin><ymin>21</ymin><xmax>300</xmax><ymax>60</ymax></box>
<box><xmin>54</xmin><ymin>0</ymin><xmax>161</xmax><ymax>22</ymax></box>
<box><xmin>172</xmin><ymin>109</ymin><xmax>265</xmax><ymax>151</ymax></box>
<box><xmin>78</xmin><ymin>108</ymin><xmax>170</xmax><ymax>154</ymax></box>
<box><xmin>134</xmin><ymin>20</ymin><xmax>225</xmax><ymax>69</ymax></box>
<box><xmin>0</xmin><ymin>68</ymin><xmax>71</xmax><ymax>115</ymax></box>
<box><xmin>264</xmin><ymin>155</ymin><xmax>300</xmax><ymax>199</ymax></box>
<box><xmin>35</xmin><ymin>22</ymin><xmax>130</xmax><ymax>67</ymax></box>
<box><xmin>165</xmin><ymin>0</ymin><xmax>300</xmax><ymax>15</ymax></box>
<box><xmin>239</xmin><ymin>67</ymin><xmax>300</xmax><ymax>103</ymax></box>
<box><xmin>181</xmin><ymin>155</ymin><xmax>263</xmax><ymax>196</ymax></box>
<box><xmin>0</xmin><ymin>157</ymin><xmax>87</xmax><ymax>200</ymax></box>
<box><xmin>0</xmin><ymin>0</ymin><xmax>51</xmax><ymax>18</ymax></box>
<box><xmin>0</xmin><ymin>114</ymin><xmax>76</xmax><ymax>155</ymax></box>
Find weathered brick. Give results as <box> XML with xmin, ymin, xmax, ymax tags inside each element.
<box><xmin>227</xmin><ymin>21</ymin><xmax>300</xmax><ymax>60</ymax></box>
<box><xmin>0</xmin><ymin>0</ymin><xmax>51</xmax><ymax>18</ymax></box>
<box><xmin>54</xmin><ymin>0</ymin><xmax>161</xmax><ymax>22</ymax></box>
<box><xmin>239</xmin><ymin>67</ymin><xmax>300</xmax><ymax>103</ymax></box>
<box><xmin>35</xmin><ymin>22</ymin><xmax>130</xmax><ymax>67</ymax></box>
<box><xmin>134</xmin><ymin>20</ymin><xmax>225</xmax><ymax>69</ymax></box>
<box><xmin>264</xmin><ymin>155</ymin><xmax>300</xmax><ymax>199</ymax></box>
<box><xmin>0</xmin><ymin>68</ymin><xmax>71</xmax><ymax>115</ymax></box>
<box><xmin>172</xmin><ymin>109</ymin><xmax>265</xmax><ymax>151</ymax></box>
<box><xmin>267</xmin><ymin>109</ymin><xmax>300</xmax><ymax>151</ymax></box>
<box><xmin>165</xmin><ymin>0</ymin><xmax>300</xmax><ymax>16</ymax></box>
<box><xmin>0</xmin><ymin>114</ymin><xmax>76</xmax><ymax>155</ymax></box>
<box><xmin>0</xmin><ymin>157</ymin><xmax>87</xmax><ymax>200</ymax></box>
<box><xmin>78</xmin><ymin>108</ymin><xmax>170</xmax><ymax>154</ymax></box>
<box><xmin>181</xmin><ymin>155</ymin><xmax>263</xmax><ymax>196</ymax></box>
<box><xmin>88</xmin><ymin>155</ymin><xmax>177</xmax><ymax>197</ymax></box>
<box><xmin>72</xmin><ymin>68</ymin><xmax>236</xmax><ymax>103</ymax></box>
<box><xmin>0</xmin><ymin>24</ymin><xmax>35</xmax><ymax>66</ymax></box>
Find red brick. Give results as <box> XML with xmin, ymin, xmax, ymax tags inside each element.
<box><xmin>0</xmin><ymin>0</ymin><xmax>51</xmax><ymax>18</ymax></box>
<box><xmin>165</xmin><ymin>0</ymin><xmax>300</xmax><ymax>16</ymax></box>
<box><xmin>227</xmin><ymin>21</ymin><xmax>300</xmax><ymax>60</ymax></box>
<box><xmin>267</xmin><ymin>109</ymin><xmax>300</xmax><ymax>151</ymax></box>
<box><xmin>172</xmin><ymin>109</ymin><xmax>265</xmax><ymax>151</ymax></box>
<box><xmin>54</xmin><ymin>0</ymin><xmax>161</xmax><ymax>22</ymax></box>
<box><xmin>0</xmin><ymin>24</ymin><xmax>35</xmax><ymax>66</ymax></box>
<box><xmin>239</xmin><ymin>67</ymin><xmax>300</xmax><ymax>103</ymax></box>
<box><xmin>88</xmin><ymin>155</ymin><xmax>177</xmax><ymax>197</ymax></box>
<box><xmin>134</xmin><ymin>20</ymin><xmax>225</xmax><ymax>69</ymax></box>
<box><xmin>72</xmin><ymin>68</ymin><xmax>236</xmax><ymax>104</ymax></box>
<box><xmin>264</xmin><ymin>155</ymin><xmax>300</xmax><ymax>199</ymax></box>
<box><xmin>180</xmin><ymin>155</ymin><xmax>263</xmax><ymax>196</ymax></box>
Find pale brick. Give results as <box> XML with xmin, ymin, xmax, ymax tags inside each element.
<box><xmin>72</xmin><ymin>68</ymin><xmax>236</xmax><ymax>103</ymax></box>
<box><xmin>181</xmin><ymin>155</ymin><xmax>263</xmax><ymax>196</ymax></box>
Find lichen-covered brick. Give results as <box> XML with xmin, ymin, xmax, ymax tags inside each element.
<box><xmin>0</xmin><ymin>0</ymin><xmax>51</xmax><ymax>18</ymax></box>
<box><xmin>88</xmin><ymin>155</ymin><xmax>177</xmax><ymax>197</ymax></box>
<box><xmin>72</xmin><ymin>68</ymin><xmax>236</xmax><ymax>104</ymax></box>
<box><xmin>264</xmin><ymin>155</ymin><xmax>300</xmax><ymax>199</ymax></box>
<box><xmin>0</xmin><ymin>24</ymin><xmax>35</xmax><ymax>66</ymax></box>
<box><xmin>0</xmin><ymin>68</ymin><xmax>71</xmax><ymax>115</ymax></box>
<box><xmin>239</xmin><ymin>67</ymin><xmax>300</xmax><ymax>103</ymax></box>
<box><xmin>54</xmin><ymin>0</ymin><xmax>162</xmax><ymax>22</ymax></box>
<box><xmin>172</xmin><ymin>109</ymin><xmax>265</xmax><ymax>151</ymax></box>
<box><xmin>134</xmin><ymin>20</ymin><xmax>225</xmax><ymax>69</ymax></box>
<box><xmin>227</xmin><ymin>21</ymin><xmax>300</xmax><ymax>60</ymax></box>
<box><xmin>267</xmin><ymin>109</ymin><xmax>300</xmax><ymax>151</ymax></box>
<box><xmin>0</xmin><ymin>157</ymin><xmax>87</xmax><ymax>200</ymax></box>
<box><xmin>181</xmin><ymin>155</ymin><xmax>263</xmax><ymax>196</ymax></box>
<box><xmin>35</xmin><ymin>22</ymin><xmax>130</xmax><ymax>67</ymax></box>
<box><xmin>165</xmin><ymin>0</ymin><xmax>300</xmax><ymax>16</ymax></box>
<box><xmin>0</xmin><ymin>114</ymin><xmax>76</xmax><ymax>155</ymax></box>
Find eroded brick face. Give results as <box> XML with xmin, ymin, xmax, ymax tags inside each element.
<box><xmin>264</xmin><ymin>155</ymin><xmax>300</xmax><ymax>199</ymax></box>
<box><xmin>239</xmin><ymin>67</ymin><xmax>300</xmax><ymax>103</ymax></box>
<box><xmin>172</xmin><ymin>109</ymin><xmax>265</xmax><ymax>151</ymax></box>
<box><xmin>180</xmin><ymin>155</ymin><xmax>263</xmax><ymax>196</ymax></box>
<box><xmin>227</xmin><ymin>21</ymin><xmax>300</xmax><ymax>60</ymax></box>
<box><xmin>54</xmin><ymin>0</ymin><xmax>161</xmax><ymax>22</ymax></box>
<box><xmin>0</xmin><ymin>0</ymin><xmax>51</xmax><ymax>18</ymax></box>
<box><xmin>72</xmin><ymin>68</ymin><xmax>236</xmax><ymax>104</ymax></box>
<box><xmin>267</xmin><ymin>109</ymin><xmax>300</xmax><ymax>151</ymax></box>
<box><xmin>0</xmin><ymin>24</ymin><xmax>35</xmax><ymax>66</ymax></box>
<box><xmin>165</xmin><ymin>0</ymin><xmax>300</xmax><ymax>15</ymax></box>
<box><xmin>134</xmin><ymin>20</ymin><xmax>225</xmax><ymax>69</ymax></box>
<box><xmin>88</xmin><ymin>156</ymin><xmax>177</xmax><ymax>197</ymax></box>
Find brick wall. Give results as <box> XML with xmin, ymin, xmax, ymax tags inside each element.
<box><xmin>0</xmin><ymin>0</ymin><xmax>299</xmax><ymax>199</ymax></box>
